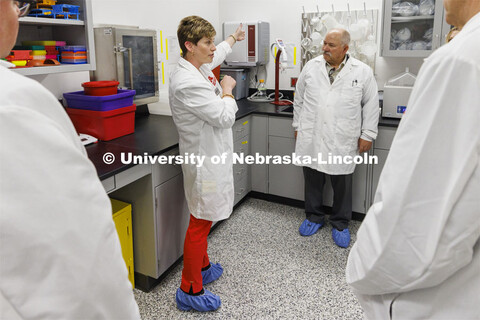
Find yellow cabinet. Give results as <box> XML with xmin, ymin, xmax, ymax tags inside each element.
<box><xmin>111</xmin><ymin>198</ymin><xmax>135</xmax><ymax>288</ymax></box>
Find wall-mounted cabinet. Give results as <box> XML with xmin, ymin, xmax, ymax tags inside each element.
<box><xmin>381</xmin><ymin>0</ymin><xmax>452</xmax><ymax>57</ymax></box>
<box><xmin>13</xmin><ymin>0</ymin><xmax>95</xmax><ymax>76</ymax></box>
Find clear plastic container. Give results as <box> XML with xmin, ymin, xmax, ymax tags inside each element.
<box><xmin>385</xmin><ymin>67</ymin><xmax>417</xmax><ymax>87</ymax></box>
<box><xmin>257</xmin><ymin>79</ymin><xmax>267</xmax><ymax>97</ymax></box>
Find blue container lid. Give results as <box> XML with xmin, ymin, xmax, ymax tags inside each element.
<box><xmin>61</xmin><ymin>45</ymin><xmax>86</xmax><ymax>52</ymax></box>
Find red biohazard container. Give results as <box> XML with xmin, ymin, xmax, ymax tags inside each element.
<box><xmin>81</xmin><ymin>81</ymin><xmax>120</xmax><ymax>96</ymax></box>
<box><xmin>66</xmin><ymin>104</ymin><xmax>136</xmax><ymax>141</ymax></box>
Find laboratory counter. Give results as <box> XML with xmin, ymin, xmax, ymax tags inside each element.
<box><xmin>86</xmin><ymin>99</ymin><xmax>400</xmax><ymax>180</ymax></box>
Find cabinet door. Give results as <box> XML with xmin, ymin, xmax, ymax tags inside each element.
<box><xmin>154</xmin><ymin>173</ymin><xmax>190</xmax><ymax>276</ymax></box>
<box><xmin>113</xmin><ymin>209</ymin><xmax>135</xmax><ymax>288</ymax></box>
<box><xmin>352</xmin><ymin>163</ymin><xmax>368</xmax><ymax>214</ymax></box>
<box><xmin>381</xmin><ymin>0</ymin><xmax>445</xmax><ymax>57</ymax></box>
<box><xmin>268</xmin><ymin>136</ymin><xmax>305</xmax><ymax>200</ymax></box>
<box><xmin>371</xmin><ymin>149</ymin><xmax>390</xmax><ymax>205</ymax></box>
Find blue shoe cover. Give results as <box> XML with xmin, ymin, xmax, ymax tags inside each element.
<box><xmin>332</xmin><ymin>228</ymin><xmax>351</xmax><ymax>248</ymax></box>
<box><xmin>202</xmin><ymin>263</ymin><xmax>223</xmax><ymax>285</ymax></box>
<box><xmin>299</xmin><ymin>219</ymin><xmax>323</xmax><ymax>236</ymax></box>
<box><xmin>175</xmin><ymin>288</ymin><xmax>221</xmax><ymax>312</ymax></box>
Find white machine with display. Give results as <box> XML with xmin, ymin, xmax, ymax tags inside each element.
<box><xmin>223</xmin><ymin>21</ymin><xmax>270</xmax><ymax>67</ymax></box>
<box><xmin>382</xmin><ymin>68</ymin><xmax>417</xmax><ymax>118</ymax></box>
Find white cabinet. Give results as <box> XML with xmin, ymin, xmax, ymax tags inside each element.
<box><xmin>154</xmin><ymin>172</ymin><xmax>190</xmax><ymax>277</ymax></box>
<box><xmin>370</xmin><ymin>126</ymin><xmax>397</xmax><ymax>205</ymax></box>
<box><xmin>14</xmin><ymin>0</ymin><xmax>95</xmax><ymax>75</ymax></box>
<box><xmin>381</xmin><ymin>0</ymin><xmax>451</xmax><ymax>57</ymax></box>
<box><xmin>267</xmin><ymin>117</ymin><xmax>304</xmax><ymax>200</ymax></box>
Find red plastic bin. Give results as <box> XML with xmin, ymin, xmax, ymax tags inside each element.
<box><xmin>82</xmin><ymin>81</ymin><xmax>119</xmax><ymax>96</ymax></box>
<box><xmin>66</xmin><ymin>104</ymin><xmax>136</xmax><ymax>141</ymax></box>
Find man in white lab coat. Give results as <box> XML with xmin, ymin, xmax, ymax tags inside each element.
<box><xmin>346</xmin><ymin>0</ymin><xmax>480</xmax><ymax>318</ymax></box>
<box><xmin>293</xmin><ymin>29</ymin><xmax>379</xmax><ymax>248</ymax></box>
<box><xmin>0</xmin><ymin>1</ymin><xmax>140</xmax><ymax>319</ymax></box>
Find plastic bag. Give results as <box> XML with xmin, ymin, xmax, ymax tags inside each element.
<box><xmin>419</xmin><ymin>0</ymin><xmax>435</xmax><ymax>15</ymax></box>
<box><xmin>423</xmin><ymin>28</ymin><xmax>433</xmax><ymax>41</ymax></box>
<box><xmin>395</xmin><ymin>27</ymin><xmax>412</xmax><ymax>41</ymax></box>
<box><xmin>392</xmin><ymin>2</ymin><xmax>419</xmax><ymax>17</ymax></box>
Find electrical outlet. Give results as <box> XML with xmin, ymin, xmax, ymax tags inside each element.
<box><xmin>291</xmin><ymin>77</ymin><xmax>298</xmax><ymax>87</ymax></box>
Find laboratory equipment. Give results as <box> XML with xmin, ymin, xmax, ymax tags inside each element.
<box><xmin>219</xmin><ymin>68</ymin><xmax>249</xmax><ymax>100</ymax></box>
<box><xmin>66</xmin><ymin>104</ymin><xmax>136</xmax><ymax>141</ymax></box>
<box><xmin>382</xmin><ymin>68</ymin><xmax>416</xmax><ymax>118</ymax></box>
<box><xmin>257</xmin><ymin>79</ymin><xmax>267</xmax><ymax>98</ymax></box>
<box><xmin>271</xmin><ymin>39</ymin><xmax>292</xmax><ymax>106</ymax></box>
<box><xmin>91</xmin><ymin>26</ymin><xmax>159</xmax><ymax>106</ymax></box>
<box><xmin>223</xmin><ymin>21</ymin><xmax>270</xmax><ymax>67</ymax></box>
<box><xmin>82</xmin><ymin>81</ymin><xmax>119</xmax><ymax>96</ymax></box>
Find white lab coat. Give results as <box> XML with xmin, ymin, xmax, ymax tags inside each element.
<box><xmin>346</xmin><ymin>12</ymin><xmax>480</xmax><ymax>320</ymax></box>
<box><xmin>293</xmin><ymin>55</ymin><xmax>379</xmax><ymax>174</ymax></box>
<box><xmin>0</xmin><ymin>60</ymin><xmax>140</xmax><ymax>320</ymax></box>
<box><xmin>169</xmin><ymin>42</ymin><xmax>238</xmax><ymax>221</ymax></box>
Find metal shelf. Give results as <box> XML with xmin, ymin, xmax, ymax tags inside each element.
<box><xmin>391</xmin><ymin>16</ymin><xmax>435</xmax><ymax>23</ymax></box>
<box><xmin>19</xmin><ymin>16</ymin><xmax>85</xmax><ymax>26</ymax></box>
<box><xmin>12</xmin><ymin>64</ymin><xmax>93</xmax><ymax>75</ymax></box>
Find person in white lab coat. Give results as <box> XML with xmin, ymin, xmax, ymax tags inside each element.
<box><xmin>293</xmin><ymin>29</ymin><xmax>379</xmax><ymax>248</ymax></box>
<box><xmin>346</xmin><ymin>0</ymin><xmax>480</xmax><ymax>318</ymax></box>
<box><xmin>0</xmin><ymin>1</ymin><xmax>140</xmax><ymax>319</ymax></box>
<box><xmin>169</xmin><ymin>16</ymin><xmax>244</xmax><ymax>312</ymax></box>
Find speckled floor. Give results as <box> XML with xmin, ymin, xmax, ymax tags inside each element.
<box><xmin>133</xmin><ymin>197</ymin><xmax>364</xmax><ymax>319</ymax></box>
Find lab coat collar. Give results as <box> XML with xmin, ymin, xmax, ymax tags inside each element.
<box><xmin>459</xmin><ymin>11</ymin><xmax>480</xmax><ymax>35</ymax></box>
<box><xmin>313</xmin><ymin>54</ymin><xmax>358</xmax><ymax>84</ymax></box>
<box><xmin>0</xmin><ymin>59</ymin><xmax>15</xmax><ymax>69</ymax></box>
<box><xmin>178</xmin><ymin>57</ymin><xmax>202</xmax><ymax>74</ymax></box>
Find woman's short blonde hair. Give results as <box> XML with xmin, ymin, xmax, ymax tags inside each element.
<box><xmin>177</xmin><ymin>16</ymin><xmax>216</xmax><ymax>57</ymax></box>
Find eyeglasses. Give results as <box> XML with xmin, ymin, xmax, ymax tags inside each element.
<box><xmin>15</xmin><ymin>0</ymin><xmax>38</xmax><ymax>18</ymax></box>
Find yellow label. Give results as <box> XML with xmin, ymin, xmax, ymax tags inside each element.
<box><xmin>242</xmin><ymin>141</ymin><xmax>248</xmax><ymax>145</ymax></box>
<box><xmin>160</xmin><ymin>31</ymin><xmax>163</xmax><ymax>53</ymax></box>
<box><xmin>162</xmin><ymin>62</ymin><xmax>165</xmax><ymax>84</ymax></box>
<box><xmin>165</xmin><ymin>38</ymin><xmax>169</xmax><ymax>60</ymax></box>
<box><xmin>243</xmin><ymin>120</ymin><xmax>249</xmax><ymax>125</ymax></box>
<box><xmin>294</xmin><ymin>47</ymin><xmax>297</xmax><ymax>65</ymax></box>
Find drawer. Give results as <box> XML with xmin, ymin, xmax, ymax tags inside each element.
<box><xmin>234</xmin><ymin>135</ymin><xmax>250</xmax><ymax>155</ymax></box>
<box><xmin>268</xmin><ymin>116</ymin><xmax>295</xmax><ymax>138</ymax></box>
<box><xmin>101</xmin><ymin>176</ymin><xmax>115</xmax><ymax>193</ymax></box>
<box><xmin>152</xmin><ymin>148</ymin><xmax>183</xmax><ymax>187</ymax></box>
<box><xmin>374</xmin><ymin>127</ymin><xmax>397</xmax><ymax>150</ymax></box>
<box><xmin>233</xmin><ymin>162</ymin><xmax>249</xmax><ymax>184</ymax></box>
<box><xmin>233</xmin><ymin>116</ymin><xmax>251</xmax><ymax>141</ymax></box>
<box><xmin>234</xmin><ymin>174</ymin><xmax>250</xmax><ymax>205</ymax></box>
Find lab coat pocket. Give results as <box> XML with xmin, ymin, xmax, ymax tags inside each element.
<box><xmin>341</xmin><ymin>85</ymin><xmax>363</xmax><ymax>118</ymax></box>
<box><xmin>335</xmin><ymin>118</ymin><xmax>360</xmax><ymax>153</ymax></box>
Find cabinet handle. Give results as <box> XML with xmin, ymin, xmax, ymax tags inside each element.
<box><xmin>236</xmin><ymin>128</ymin><xmax>244</xmax><ymax>132</ymax></box>
<box><xmin>236</xmin><ymin>188</ymin><xmax>245</xmax><ymax>195</ymax></box>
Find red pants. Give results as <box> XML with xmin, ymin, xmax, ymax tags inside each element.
<box><xmin>180</xmin><ymin>214</ymin><xmax>212</xmax><ymax>293</ymax></box>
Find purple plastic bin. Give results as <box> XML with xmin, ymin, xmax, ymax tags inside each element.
<box><xmin>63</xmin><ymin>89</ymin><xmax>136</xmax><ymax>111</ymax></box>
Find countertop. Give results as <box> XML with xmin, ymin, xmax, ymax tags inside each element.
<box><xmin>87</xmin><ymin>99</ymin><xmax>400</xmax><ymax>180</ymax></box>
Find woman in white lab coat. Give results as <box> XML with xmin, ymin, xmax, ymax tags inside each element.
<box><xmin>169</xmin><ymin>16</ymin><xmax>244</xmax><ymax>312</ymax></box>
<box><xmin>346</xmin><ymin>4</ymin><xmax>480</xmax><ymax>319</ymax></box>
<box><xmin>0</xmin><ymin>2</ymin><xmax>140</xmax><ymax>318</ymax></box>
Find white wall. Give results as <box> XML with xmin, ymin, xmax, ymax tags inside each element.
<box><xmin>31</xmin><ymin>0</ymin><xmax>429</xmax><ymax>114</ymax></box>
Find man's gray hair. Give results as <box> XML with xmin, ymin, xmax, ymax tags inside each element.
<box><xmin>341</xmin><ymin>30</ymin><xmax>351</xmax><ymax>46</ymax></box>
<box><xmin>329</xmin><ymin>28</ymin><xmax>351</xmax><ymax>46</ymax></box>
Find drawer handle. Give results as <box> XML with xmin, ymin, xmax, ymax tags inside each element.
<box><xmin>235</xmin><ymin>128</ymin><xmax>245</xmax><ymax>132</ymax></box>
